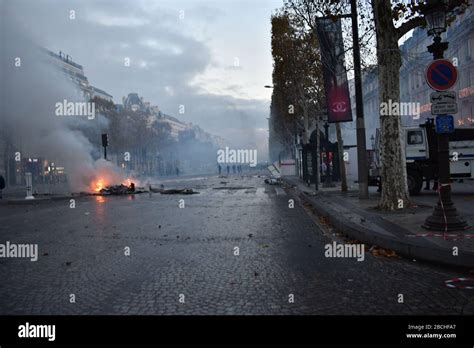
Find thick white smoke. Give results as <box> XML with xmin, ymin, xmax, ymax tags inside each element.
<box><xmin>1</xmin><ymin>13</ymin><xmax>125</xmax><ymax>192</ymax></box>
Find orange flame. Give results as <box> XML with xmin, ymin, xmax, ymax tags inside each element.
<box><xmin>90</xmin><ymin>177</ymin><xmax>135</xmax><ymax>192</ymax></box>
<box><xmin>93</xmin><ymin>178</ymin><xmax>107</xmax><ymax>192</ymax></box>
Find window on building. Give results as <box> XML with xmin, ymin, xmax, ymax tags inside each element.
<box><xmin>407</xmin><ymin>130</ymin><xmax>423</xmax><ymax>145</ymax></box>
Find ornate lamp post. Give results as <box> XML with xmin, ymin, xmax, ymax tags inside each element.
<box><xmin>422</xmin><ymin>0</ymin><xmax>469</xmax><ymax>232</ymax></box>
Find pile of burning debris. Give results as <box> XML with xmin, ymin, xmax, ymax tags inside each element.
<box><xmin>85</xmin><ymin>182</ymin><xmax>199</xmax><ymax>196</ymax></box>
<box><xmin>97</xmin><ymin>182</ymin><xmax>147</xmax><ymax>195</ymax></box>
<box><xmin>82</xmin><ymin>175</ymin><xmax>201</xmax><ymax>196</ymax></box>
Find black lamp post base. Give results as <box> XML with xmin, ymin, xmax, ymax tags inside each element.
<box><xmin>422</xmin><ymin>201</ymin><xmax>470</xmax><ymax>232</ymax></box>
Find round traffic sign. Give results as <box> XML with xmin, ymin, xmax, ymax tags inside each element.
<box><xmin>426</xmin><ymin>59</ymin><xmax>458</xmax><ymax>91</ymax></box>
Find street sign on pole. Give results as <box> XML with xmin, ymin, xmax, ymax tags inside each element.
<box><xmin>426</xmin><ymin>59</ymin><xmax>458</xmax><ymax>91</ymax></box>
<box><xmin>431</xmin><ymin>91</ymin><xmax>458</xmax><ymax>115</ymax></box>
<box><xmin>435</xmin><ymin>115</ymin><xmax>454</xmax><ymax>134</ymax></box>
<box><xmin>431</xmin><ymin>103</ymin><xmax>458</xmax><ymax>115</ymax></box>
<box><xmin>430</xmin><ymin>91</ymin><xmax>457</xmax><ymax>103</ymax></box>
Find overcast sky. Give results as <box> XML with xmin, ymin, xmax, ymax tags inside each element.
<box><xmin>6</xmin><ymin>0</ymin><xmax>282</xmax><ymax>161</ymax></box>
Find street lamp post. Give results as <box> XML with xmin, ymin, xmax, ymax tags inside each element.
<box><xmin>422</xmin><ymin>0</ymin><xmax>469</xmax><ymax>232</ymax></box>
<box><xmin>350</xmin><ymin>0</ymin><xmax>369</xmax><ymax>199</ymax></box>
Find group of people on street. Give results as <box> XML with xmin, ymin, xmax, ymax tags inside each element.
<box><xmin>217</xmin><ymin>164</ymin><xmax>244</xmax><ymax>175</ymax></box>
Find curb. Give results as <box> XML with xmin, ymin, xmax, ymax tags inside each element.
<box><xmin>285</xmin><ymin>178</ymin><xmax>474</xmax><ymax>269</ymax></box>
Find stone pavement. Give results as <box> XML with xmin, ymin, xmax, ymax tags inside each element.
<box><xmin>1</xmin><ymin>174</ymin><xmax>473</xmax><ymax>315</ymax></box>
<box><xmin>283</xmin><ymin>176</ymin><xmax>474</xmax><ymax>269</ymax></box>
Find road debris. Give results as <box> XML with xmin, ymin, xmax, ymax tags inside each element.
<box><xmin>264</xmin><ymin>177</ymin><xmax>282</xmax><ymax>185</ymax></box>
<box><xmin>369</xmin><ymin>245</ymin><xmax>399</xmax><ymax>258</ymax></box>
<box><xmin>213</xmin><ymin>186</ymin><xmax>254</xmax><ymax>190</ymax></box>
<box><xmin>160</xmin><ymin>188</ymin><xmax>199</xmax><ymax>195</ymax></box>
<box><xmin>149</xmin><ymin>186</ymin><xmax>198</xmax><ymax>194</ymax></box>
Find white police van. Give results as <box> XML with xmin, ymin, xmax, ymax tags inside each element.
<box><xmin>372</xmin><ymin>121</ymin><xmax>474</xmax><ymax>195</ymax></box>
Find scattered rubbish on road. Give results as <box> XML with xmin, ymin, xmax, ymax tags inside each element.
<box><xmin>264</xmin><ymin>177</ymin><xmax>282</xmax><ymax>185</ymax></box>
<box><xmin>149</xmin><ymin>185</ymin><xmax>199</xmax><ymax>194</ymax></box>
<box><xmin>369</xmin><ymin>245</ymin><xmax>399</xmax><ymax>258</ymax></box>
<box><xmin>159</xmin><ymin>188</ymin><xmax>199</xmax><ymax>195</ymax></box>
<box><xmin>319</xmin><ymin>216</ymin><xmax>331</xmax><ymax>225</ymax></box>
<box><xmin>213</xmin><ymin>186</ymin><xmax>254</xmax><ymax>190</ymax></box>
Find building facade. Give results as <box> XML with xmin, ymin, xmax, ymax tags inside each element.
<box><xmin>400</xmin><ymin>8</ymin><xmax>474</xmax><ymax>127</ymax></box>
<box><xmin>46</xmin><ymin>49</ymin><xmax>113</xmax><ymax>103</ymax></box>
<box><xmin>342</xmin><ymin>9</ymin><xmax>474</xmax><ymax>184</ymax></box>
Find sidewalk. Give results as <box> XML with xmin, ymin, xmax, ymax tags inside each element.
<box><xmin>0</xmin><ymin>183</ymin><xmax>74</xmax><ymax>205</ymax></box>
<box><xmin>283</xmin><ymin>176</ymin><xmax>474</xmax><ymax>269</ymax></box>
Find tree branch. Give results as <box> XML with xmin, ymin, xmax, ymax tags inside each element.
<box><xmin>396</xmin><ymin>16</ymin><xmax>425</xmax><ymax>39</ymax></box>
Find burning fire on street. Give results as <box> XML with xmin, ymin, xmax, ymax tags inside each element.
<box><xmin>91</xmin><ymin>177</ymin><xmax>135</xmax><ymax>193</ymax></box>
<box><xmin>83</xmin><ymin>160</ymin><xmax>142</xmax><ymax>195</ymax></box>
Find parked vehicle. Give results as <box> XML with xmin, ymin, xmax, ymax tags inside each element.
<box><xmin>371</xmin><ymin>120</ymin><xmax>474</xmax><ymax>195</ymax></box>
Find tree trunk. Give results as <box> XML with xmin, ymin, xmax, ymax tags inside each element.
<box><xmin>300</xmin><ymin>86</ymin><xmax>309</xmax><ymax>145</ymax></box>
<box><xmin>316</xmin><ymin>116</ymin><xmax>321</xmax><ymax>190</ymax></box>
<box><xmin>372</xmin><ymin>0</ymin><xmax>410</xmax><ymax>210</ymax></box>
<box><xmin>336</xmin><ymin>123</ymin><xmax>348</xmax><ymax>192</ymax></box>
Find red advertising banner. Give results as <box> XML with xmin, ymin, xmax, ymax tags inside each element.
<box><xmin>316</xmin><ymin>18</ymin><xmax>353</xmax><ymax>123</ymax></box>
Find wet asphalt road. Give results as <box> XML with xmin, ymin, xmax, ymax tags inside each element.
<box><xmin>0</xmin><ymin>174</ymin><xmax>473</xmax><ymax>314</ymax></box>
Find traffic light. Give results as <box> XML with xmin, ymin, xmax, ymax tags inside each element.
<box><xmin>101</xmin><ymin>133</ymin><xmax>109</xmax><ymax>147</ymax></box>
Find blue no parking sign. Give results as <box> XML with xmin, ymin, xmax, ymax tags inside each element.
<box><xmin>426</xmin><ymin>59</ymin><xmax>458</xmax><ymax>91</ymax></box>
